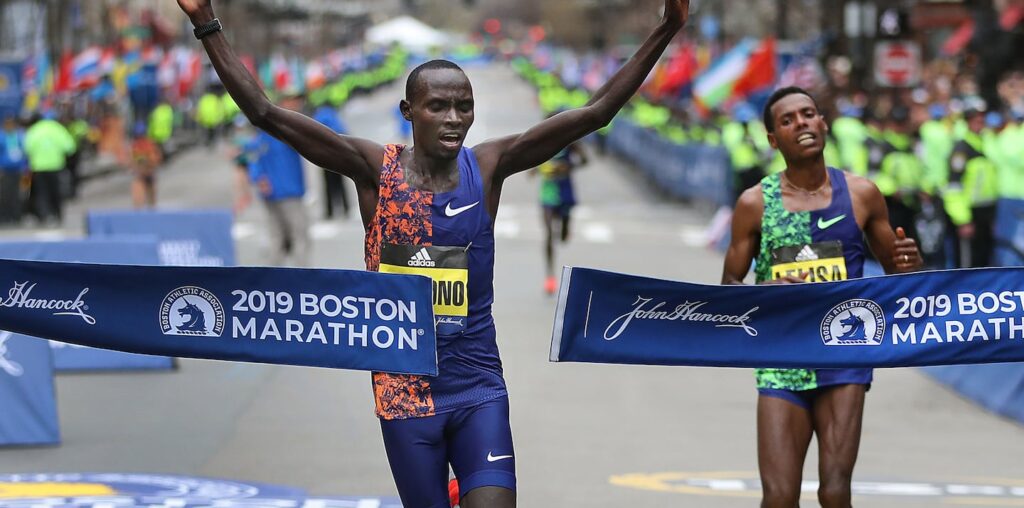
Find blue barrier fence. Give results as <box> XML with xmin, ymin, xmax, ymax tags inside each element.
<box><xmin>0</xmin><ymin>238</ymin><xmax>173</xmax><ymax>371</ymax></box>
<box><xmin>0</xmin><ymin>332</ymin><xmax>59</xmax><ymax>446</ymax></box>
<box><xmin>87</xmin><ymin>209</ymin><xmax>236</xmax><ymax>267</ymax></box>
<box><xmin>606</xmin><ymin>120</ymin><xmax>733</xmax><ymax>207</ymax></box>
<box><xmin>923</xmin><ymin>197</ymin><xmax>1024</xmax><ymax>423</ymax></box>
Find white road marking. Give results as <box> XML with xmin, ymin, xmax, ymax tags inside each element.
<box><xmin>581</xmin><ymin>222</ymin><xmax>613</xmax><ymax>243</ymax></box>
<box><xmin>310</xmin><ymin>222</ymin><xmax>342</xmax><ymax>240</ymax></box>
<box><xmin>493</xmin><ymin>219</ymin><xmax>521</xmax><ymax>239</ymax></box>
<box><xmin>232</xmin><ymin>223</ymin><xmax>256</xmax><ymax>240</ymax></box>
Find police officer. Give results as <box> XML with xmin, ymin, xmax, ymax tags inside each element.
<box><xmin>722</xmin><ymin>103</ymin><xmax>762</xmax><ymax>198</ymax></box>
<box><xmin>945</xmin><ymin>106</ymin><xmax>999</xmax><ymax>268</ymax></box>
<box><xmin>877</xmin><ymin>105</ymin><xmax>925</xmax><ymax>241</ymax></box>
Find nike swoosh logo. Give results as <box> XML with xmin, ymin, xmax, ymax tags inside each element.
<box><xmin>487</xmin><ymin>452</ymin><xmax>514</xmax><ymax>462</ymax></box>
<box><xmin>817</xmin><ymin>214</ymin><xmax>846</xmax><ymax>230</ymax></box>
<box><xmin>445</xmin><ymin>201</ymin><xmax>480</xmax><ymax>217</ymax></box>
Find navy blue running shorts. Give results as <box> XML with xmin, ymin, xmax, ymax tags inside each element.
<box><xmin>380</xmin><ymin>395</ymin><xmax>515</xmax><ymax>508</ymax></box>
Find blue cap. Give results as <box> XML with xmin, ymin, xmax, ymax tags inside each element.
<box><xmin>839</xmin><ymin>105</ymin><xmax>863</xmax><ymax>118</ymax></box>
<box><xmin>985</xmin><ymin>111</ymin><xmax>1003</xmax><ymax>128</ymax></box>
<box><xmin>929</xmin><ymin>104</ymin><xmax>946</xmax><ymax>120</ymax></box>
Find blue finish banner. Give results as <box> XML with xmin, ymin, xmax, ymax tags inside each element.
<box><xmin>551</xmin><ymin>266</ymin><xmax>1024</xmax><ymax>368</ymax></box>
<box><xmin>0</xmin><ymin>260</ymin><xmax>437</xmax><ymax>375</ymax></box>
<box><xmin>0</xmin><ymin>238</ymin><xmax>173</xmax><ymax>371</ymax></box>
<box><xmin>87</xmin><ymin>210</ymin><xmax>236</xmax><ymax>266</ymax></box>
<box><xmin>0</xmin><ymin>331</ymin><xmax>59</xmax><ymax>446</ymax></box>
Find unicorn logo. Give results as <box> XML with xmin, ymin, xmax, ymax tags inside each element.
<box><xmin>820</xmin><ymin>299</ymin><xmax>885</xmax><ymax>346</ymax></box>
<box><xmin>0</xmin><ymin>332</ymin><xmax>24</xmax><ymax>377</ymax></box>
<box><xmin>176</xmin><ymin>299</ymin><xmax>208</xmax><ymax>334</ymax></box>
<box><xmin>160</xmin><ymin>286</ymin><xmax>225</xmax><ymax>338</ymax></box>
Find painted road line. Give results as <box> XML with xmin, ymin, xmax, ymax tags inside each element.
<box><xmin>610</xmin><ymin>471</ymin><xmax>1024</xmax><ymax>503</ymax></box>
<box><xmin>493</xmin><ymin>219</ymin><xmax>521</xmax><ymax>239</ymax></box>
<box><xmin>582</xmin><ymin>222</ymin><xmax>614</xmax><ymax>243</ymax></box>
<box><xmin>310</xmin><ymin>222</ymin><xmax>342</xmax><ymax>240</ymax></box>
<box><xmin>232</xmin><ymin>223</ymin><xmax>256</xmax><ymax>240</ymax></box>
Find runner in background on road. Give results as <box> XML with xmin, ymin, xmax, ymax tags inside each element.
<box><xmin>130</xmin><ymin>121</ymin><xmax>163</xmax><ymax>209</ymax></box>
<box><xmin>535</xmin><ymin>132</ymin><xmax>587</xmax><ymax>295</ymax></box>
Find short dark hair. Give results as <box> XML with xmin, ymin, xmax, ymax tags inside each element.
<box><xmin>405</xmin><ymin>59</ymin><xmax>465</xmax><ymax>102</ymax></box>
<box><xmin>762</xmin><ymin>86</ymin><xmax>818</xmax><ymax>132</ymax></box>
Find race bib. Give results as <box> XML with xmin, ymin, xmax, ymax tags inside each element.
<box><xmin>771</xmin><ymin>240</ymin><xmax>847</xmax><ymax>283</ymax></box>
<box><xmin>380</xmin><ymin>244</ymin><xmax>469</xmax><ymax>336</ymax></box>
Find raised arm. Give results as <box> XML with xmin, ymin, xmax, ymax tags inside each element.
<box><xmin>476</xmin><ymin>0</ymin><xmax>689</xmax><ymax>181</ymax></box>
<box><xmin>177</xmin><ymin>0</ymin><xmax>383</xmax><ymax>188</ymax></box>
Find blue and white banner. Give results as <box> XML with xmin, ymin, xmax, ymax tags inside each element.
<box><xmin>0</xmin><ymin>260</ymin><xmax>437</xmax><ymax>375</ymax></box>
<box><xmin>0</xmin><ymin>331</ymin><xmax>59</xmax><ymax>446</ymax></box>
<box><xmin>0</xmin><ymin>238</ymin><xmax>174</xmax><ymax>371</ymax></box>
<box><xmin>551</xmin><ymin>266</ymin><xmax>1024</xmax><ymax>368</ymax></box>
<box><xmin>87</xmin><ymin>210</ymin><xmax>236</xmax><ymax>266</ymax></box>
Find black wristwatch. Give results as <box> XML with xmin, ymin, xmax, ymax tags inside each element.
<box><xmin>193</xmin><ymin>18</ymin><xmax>223</xmax><ymax>40</ymax></box>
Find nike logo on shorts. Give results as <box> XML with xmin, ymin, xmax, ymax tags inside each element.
<box><xmin>486</xmin><ymin>451</ymin><xmax>514</xmax><ymax>462</ymax></box>
<box><xmin>817</xmin><ymin>214</ymin><xmax>846</xmax><ymax>230</ymax></box>
<box><xmin>445</xmin><ymin>201</ymin><xmax>480</xmax><ymax>217</ymax></box>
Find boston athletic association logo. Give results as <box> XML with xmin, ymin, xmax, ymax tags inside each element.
<box><xmin>160</xmin><ymin>286</ymin><xmax>225</xmax><ymax>337</ymax></box>
<box><xmin>820</xmin><ymin>299</ymin><xmax>885</xmax><ymax>346</ymax></box>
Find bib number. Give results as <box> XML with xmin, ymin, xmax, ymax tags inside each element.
<box><xmin>771</xmin><ymin>240</ymin><xmax>848</xmax><ymax>283</ymax></box>
<box><xmin>380</xmin><ymin>244</ymin><xmax>469</xmax><ymax>336</ymax></box>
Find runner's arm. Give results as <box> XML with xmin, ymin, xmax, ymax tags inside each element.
<box><xmin>475</xmin><ymin>0</ymin><xmax>689</xmax><ymax>181</ymax></box>
<box><xmin>722</xmin><ymin>187</ymin><xmax>763</xmax><ymax>285</ymax></box>
<box><xmin>177</xmin><ymin>0</ymin><xmax>383</xmax><ymax>187</ymax></box>
<box><xmin>856</xmin><ymin>177</ymin><xmax>923</xmax><ymax>274</ymax></box>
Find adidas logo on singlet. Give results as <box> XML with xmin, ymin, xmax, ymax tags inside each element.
<box><xmin>407</xmin><ymin>248</ymin><xmax>436</xmax><ymax>267</ymax></box>
<box><xmin>795</xmin><ymin>245</ymin><xmax>819</xmax><ymax>262</ymax></box>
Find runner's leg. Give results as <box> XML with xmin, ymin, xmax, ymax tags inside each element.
<box><xmin>542</xmin><ymin>206</ymin><xmax>558</xmax><ymax>294</ymax></box>
<box><xmin>813</xmin><ymin>384</ymin><xmax>866</xmax><ymax>508</ymax></box>
<box><xmin>559</xmin><ymin>207</ymin><xmax>572</xmax><ymax>243</ymax></box>
<box><xmin>448</xmin><ymin>397</ymin><xmax>516</xmax><ymax>508</ymax></box>
<box><xmin>758</xmin><ymin>394</ymin><xmax>813</xmax><ymax>508</ymax></box>
<box><xmin>380</xmin><ymin>415</ymin><xmax>453</xmax><ymax>508</ymax></box>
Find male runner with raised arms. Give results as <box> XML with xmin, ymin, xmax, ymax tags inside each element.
<box><xmin>722</xmin><ymin>87</ymin><xmax>922</xmax><ymax>508</ymax></box>
<box><xmin>175</xmin><ymin>1</ymin><xmax>690</xmax><ymax>506</ymax></box>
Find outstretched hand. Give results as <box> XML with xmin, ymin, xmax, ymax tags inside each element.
<box><xmin>892</xmin><ymin>227</ymin><xmax>923</xmax><ymax>272</ymax></box>
<box><xmin>663</xmin><ymin>0</ymin><xmax>691</xmax><ymax>28</ymax></box>
<box><xmin>176</xmin><ymin>0</ymin><xmax>214</xmax><ymax>23</ymax></box>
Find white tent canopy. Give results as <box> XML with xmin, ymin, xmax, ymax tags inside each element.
<box><xmin>366</xmin><ymin>16</ymin><xmax>450</xmax><ymax>51</ymax></box>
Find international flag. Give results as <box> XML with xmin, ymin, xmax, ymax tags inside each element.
<box><xmin>54</xmin><ymin>51</ymin><xmax>73</xmax><ymax>93</ymax></box>
<box><xmin>72</xmin><ymin>46</ymin><xmax>103</xmax><ymax>89</ymax></box>
<box><xmin>693</xmin><ymin>38</ymin><xmax>776</xmax><ymax>110</ymax></box>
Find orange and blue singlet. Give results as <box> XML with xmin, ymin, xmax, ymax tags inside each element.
<box><xmin>365</xmin><ymin>144</ymin><xmax>507</xmax><ymax>420</ymax></box>
<box><xmin>366</xmin><ymin>145</ymin><xmax>516</xmax><ymax>503</ymax></box>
